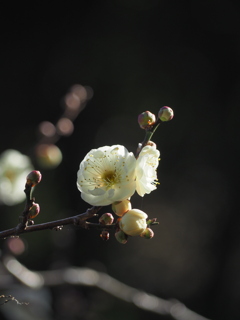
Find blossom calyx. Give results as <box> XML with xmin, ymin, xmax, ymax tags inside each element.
<box><xmin>138</xmin><ymin>111</ymin><xmax>156</xmax><ymax>129</ymax></box>
<box><xmin>28</xmin><ymin>202</ymin><xmax>40</xmax><ymax>219</ymax></box>
<box><xmin>119</xmin><ymin>209</ymin><xmax>148</xmax><ymax>236</ymax></box>
<box><xmin>158</xmin><ymin>106</ymin><xmax>174</xmax><ymax>122</ymax></box>
<box><xmin>140</xmin><ymin>228</ymin><xmax>154</xmax><ymax>239</ymax></box>
<box><xmin>26</xmin><ymin>170</ymin><xmax>42</xmax><ymax>187</ymax></box>
<box><xmin>112</xmin><ymin>199</ymin><xmax>132</xmax><ymax>217</ymax></box>
<box><xmin>99</xmin><ymin>213</ymin><xmax>114</xmax><ymax>225</ymax></box>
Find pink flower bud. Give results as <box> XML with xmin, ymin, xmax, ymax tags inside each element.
<box><xmin>28</xmin><ymin>202</ymin><xmax>40</xmax><ymax>219</ymax></box>
<box><xmin>99</xmin><ymin>213</ymin><xmax>114</xmax><ymax>225</ymax></box>
<box><xmin>26</xmin><ymin>170</ymin><xmax>42</xmax><ymax>187</ymax></box>
<box><xmin>158</xmin><ymin>106</ymin><xmax>174</xmax><ymax>122</ymax></box>
<box><xmin>100</xmin><ymin>230</ymin><xmax>110</xmax><ymax>241</ymax></box>
<box><xmin>140</xmin><ymin>228</ymin><xmax>154</xmax><ymax>239</ymax></box>
<box><xmin>138</xmin><ymin>111</ymin><xmax>156</xmax><ymax>129</ymax></box>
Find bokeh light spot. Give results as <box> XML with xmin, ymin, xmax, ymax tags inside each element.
<box><xmin>57</xmin><ymin>118</ymin><xmax>74</xmax><ymax>136</ymax></box>
<box><xmin>38</xmin><ymin>121</ymin><xmax>56</xmax><ymax>138</ymax></box>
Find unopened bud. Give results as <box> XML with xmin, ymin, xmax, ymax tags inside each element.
<box><xmin>100</xmin><ymin>230</ymin><xmax>110</xmax><ymax>241</ymax></box>
<box><xmin>119</xmin><ymin>209</ymin><xmax>148</xmax><ymax>236</ymax></box>
<box><xmin>26</xmin><ymin>170</ymin><xmax>42</xmax><ymax>187</ymax></box>
<box><xmin>99</xmin><ymin>213</ymin><xmax>114</xmax><ymax>225</ymax></box>
<box><xmin>115</xmin><ymin>229</ymin><xmax>128</xmax><ymax>244</ymax></box>
<box><xmin>158</xmin><ymin>106</ymin><xmax>174</xmax><ymax>122</ymax></box>
<box><xmin>112</xmin><ymin>199</ymin><xmax>132</xmax><ymax>217</ymax></box>
<box><xmin>138</xmin><ymin>111</ymin><xmax>156</xmax><ymax>129</ymax></box>
<box><xmin>28</xmin><ymin>202</ymin><xmax>40</xmax><ymax>219</ymax></box>
<box><xmin>140</xmin><ymin>228</ymin><xmax>154</xmax><ymax>239</ymax></box>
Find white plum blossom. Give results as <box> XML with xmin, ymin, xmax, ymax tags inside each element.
<box><xmin>77</xmin><ymin>145</ymin><xmax>137</xmax><ymax>206</ymax></box>
<box><xmin>119</xmin><ymin>209</ymin><xmax>148</xmax><ymax>236</ymax></box>
<box><xmin>0</xmin><ymin>149</ymin><xmax>33</xmax><ymax>206</ymax></box>
<box><xmin>135</xmin><ymin>145</ymin><xmax>160</xmax><ymax>196</ymax></box>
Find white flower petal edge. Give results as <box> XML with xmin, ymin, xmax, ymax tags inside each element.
<box><xmin>135</xmin><ymin>145</ymin><xmax>160</xmax><ymax>197</ymax></box>
<box><xmin>77</xmin><ymin>145</ymin><xmax>137</xmax><ymax>206</ymax></box>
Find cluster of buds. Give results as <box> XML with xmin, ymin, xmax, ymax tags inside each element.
<box><xmin>99</xmin><ymin>213</ymin><xmax>114</xmax><ymax>241</ymax></box>
<box><xmin>138</xmin><ymin>106</ymin><xmax>174</xmax><ymax>129</ymax></box>
<box><xmin>98</xmin><ymin>199</ymin><xmax>156</xmax><ymax>243</ymax></box>
<box><xmin>113</xmin><ymin>199</ymin><xmax>155</xmax><ymax>244</ymax></box>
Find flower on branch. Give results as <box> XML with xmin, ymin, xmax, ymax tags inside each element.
<box><xmin>77</xmin><ymin>145</ymin><xmax>137</xmax><ymax>206</ymax></box>
<box><xmin>135</xmin><ymin>145</ymin><xmax>160</xmax><ymax>197</ymax></box>
<box><xmin>0</xmin><ymin>149</ymin><xmax>33</xmax><ymax>206</ymax></box>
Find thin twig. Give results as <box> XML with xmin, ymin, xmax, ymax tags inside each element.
<box><xmin>0</xmin><ymin>294</ymin><xmax>29</xmax><ymax>306</ymax></box>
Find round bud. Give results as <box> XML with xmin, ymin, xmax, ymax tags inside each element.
<box><xmin>112</xmin><ymin>199</ymin><xmax>132</xmax><ymax>217</ymax></box>
<box><xmin>26</xmin><ymin>170</ymin><xmax>42</xmax><ymax>187</ymax></box>
<box><xmin>115</xmin><ymin>229</ymin><xmax>128</xmax><ymax>244</ymax></box>
<box><xmin>138</xmin><ymin>111</ymin><xmax>156</xmax><ymax>129</ymax></box>
<box><xmin>158</xmin><ymin>106</ymin><xmax>174</xmax><ymax>122</ymax></box>
<box><xmin>99</xmin><ymin>213</ymin><xmax>114</xmax><ymax>225</ymax></box>
<box><xmin>28</xmin><ymin>202</ymin><xmax>40</xmax><ymax>219</ymax></box>
<box><xmin>140</xmin><ymin>228</ymin><xmax>154</xmax><ymax>239</ymax></box>
<box><xmin>119</xmin><ymin>209</ymin><xmax>148</xmax><ymax>236</ymax></box>
<box><xmin>100</xmin><ymin>230</ymin><xmax>110</xmax><ymax>241</ymax></box>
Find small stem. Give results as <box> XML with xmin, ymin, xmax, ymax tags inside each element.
<box><xmin>16</xmin><ymin>183</ymin><xmax>34</xmax><ymax>233</ymax></box>
<box><xmin>136</xmin><ymin>118</ymin><xmax>161</xmax><ymax>158</ymax></box>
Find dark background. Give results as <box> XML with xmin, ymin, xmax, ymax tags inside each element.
<box><xmin>0</xmin><ymin>1</ymin><xmax>239</xmax><ymax>319</ymax></box>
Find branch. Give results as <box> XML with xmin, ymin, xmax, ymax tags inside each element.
<box><xmin>0</xmin><ymin>295</ymin><xmax>29</xmax><ymax>306</ymax></box>
<box><xmin>2</xmin><ymin>255</ymin><xmax>211</xmax><ymax>320</ymax></box>
<box><xmin>0</xmin><ymin>206</ymin><xmax>103</xmax><ymax>239</ymax></box>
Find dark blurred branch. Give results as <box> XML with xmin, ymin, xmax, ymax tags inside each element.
<box><xmin>0</xmin><ymin>206</ymin><xmax>103</xmax><ymax>239</ymax></box>
<box><xmin>2</xmin><ymin>255</ymin><xmax>211</xmax><ymax>320</ymax></box>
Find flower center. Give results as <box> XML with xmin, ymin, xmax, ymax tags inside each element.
<box><xmin>101</xmin><ymin>170</ymin><xmax>121</xmax><ymax>189</ymax></box>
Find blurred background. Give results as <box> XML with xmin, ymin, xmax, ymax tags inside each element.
<box><xmin>0</xmin><ymin>0</ymin><xmax>239</xmax><ymax>319</ymax></box>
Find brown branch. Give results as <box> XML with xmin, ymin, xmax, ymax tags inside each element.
<box><xmin>0</xmin><ymin>295</ymin><xmax>29</xmax><ymax>306</ymax></box>
<box><xmin>0</xmin><ymin>206</ymin><xmax>103</xmax><ymax>239</ymax></box>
